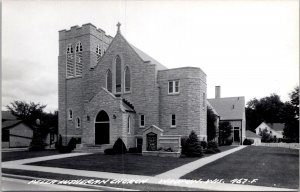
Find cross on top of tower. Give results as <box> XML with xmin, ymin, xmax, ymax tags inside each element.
<box><xmin>117</xmin><ymin>22</ymin><xmax>121</xmax><ymax>33</ymax></box>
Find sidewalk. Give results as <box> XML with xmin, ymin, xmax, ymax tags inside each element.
<box><xmin>2</xmin><ymin>149</ymin><xmax>297</xmax><ymax>191</ymax></box>
<box><xmin>156</xmin><ymin>145</ymin><xmax>246</xmax><ymax>179</ymax></box>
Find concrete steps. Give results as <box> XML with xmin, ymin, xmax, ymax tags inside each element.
<box><xmin>74</xmin><ymin>144</ymin><xmax>113</xmax><ymax>153</ymax></box>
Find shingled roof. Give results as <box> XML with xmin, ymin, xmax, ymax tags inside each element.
<box><xmin>266</xmin><ymin>123</ymin><xmax>285</xmax><ymax>132</ymax></box>
<box><xmin>207</xmin><ymin>97</ymin><xmax>245</xmax><ymax>120</ymax></box>
<box><xmin>2</xmin><ymin>111</ymin><xmax>18</xmax><ymax>121</ymax></box>
<box><xmin>246</xmin><ymin>130</ymin><xmax>261</xmax><ymax>138</ymax></box>
<box><xmin>130</xmin><ymin>44</ymin><xmax>167</xmax><ymax>71</ymax></box>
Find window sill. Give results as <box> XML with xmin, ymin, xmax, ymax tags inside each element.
<box><xmin>139</xmin><ymin>126</ymin><xmax>145</xmax><ymax>128</ymax></box>
<box><xmin>170</xmin><ymin>126</ymin><xmax>176</xmax><ymax>129</ymax></box>
<box><xmin>168</xmin><ymin>93</ymin><xmax>180</xmax><ymax>96</ymax></box>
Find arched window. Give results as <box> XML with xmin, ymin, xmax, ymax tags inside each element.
<box><xmin>66</xmin><ymin>44</ymin><xmax>73</xmax><ymax>54</ymax></box>
<box><xmin>76</xmin><ymin>117</ymin><xmax>81</xmax><ymax>128</ymax></box>
<box><xmin>96</xmin><ymin>45</ymin><xmax>101</xmax><ymax>56</ymax></box>
<box><xmin>115</xmin><ymin>55</ymin><xmax>122</xmax><ymax>93</ymax></box>
<box><xmin>106</xmin><ymin>70</ymin><xmax>112</xmax><ymax>92</ymax></box>
<box><xmin>127</xmin><ymin>116</ymin><xmax>131</xmax><ymax>134</ymax></box>
<box><xmin>124</xmin><ymin>66</ymin><xmax>131</xmax><ymax>92</ymax></box>
<box><xmin>68</xmin><ymin>109</ymin><xmax>73</xmax><ymax>120</ymax></box>
<box><xmin>76</xmin><ymin>42</ymin><xmax>82</xmax><ymax>52</ymax></box>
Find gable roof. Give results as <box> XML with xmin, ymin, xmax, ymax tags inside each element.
<box><xmin>246</xmin><ymin>130</ymin><xmax>261</xmax><ymax>138</ymax></box>
<box><xmin>129</xmin><ymin>44</ymin><xmax>167</xmax><ymax>71</ymax></box>
<box><xmin>207</xmin><ymin>100</ymin><xmax>219</xmax><ymax>116</ymax></box>
<box><xmin>207</xmin><ymin>97</ymin><xmax>245</xmax><ymax>120</ymax></box>
<box><xmin>266</xmin><ymin>123</ymin><xmax>285</xmax><ymax>132</ymax></box>
<box><xmin>2</xmin><ymin>111</ymin><xmax>18</xmax><ymax>121</ymax></box>
<box><xmin>2</xmin><ymin>120</ymin><xmax>23</xmax><ymax>129</ymax></box>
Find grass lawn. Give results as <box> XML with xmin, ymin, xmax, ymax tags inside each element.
<box><xmin>182</xmin><ymin>146</ymin><xmax>299</xmax><ymax>189</ymax></box>
<box><xmin>2</xmin><ymin>150</ymin><xmax>60</xmax><ymax>162</ymax></box>
<box><xmin>27</xmin><ymin>146</ymin><xmax>236</xmax><ymax>176</ymax></box>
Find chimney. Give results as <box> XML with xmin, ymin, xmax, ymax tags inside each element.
<box><xmin>215</xmin><ymin>86</ymin><xmax>221</xmax><ymax>98</ymax></box>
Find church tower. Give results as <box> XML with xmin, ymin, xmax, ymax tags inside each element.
<box><xmin>58</xmin><ymin>23</ymin><xmax>113</xmax><ymax>144</ymax></box>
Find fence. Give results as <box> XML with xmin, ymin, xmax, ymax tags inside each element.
<box><xmin>255</xmin><ymin>143</ymin><xmax>299</xmax><ymax>149</ymax></box>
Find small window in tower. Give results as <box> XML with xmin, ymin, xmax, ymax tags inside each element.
<box><xmin>140</xmin><ymin>114</ymin><xmax>145</xmax><ymax>128</ymax></box>
<box><xmin>68</xmin><ymin>109</ymin><xmax>73</xmax><ymax>120</ymax></box>
<box><xmin>76</xmin><ymin>42</ymin><xmax>82</xmax><ymax>52</ymax></box>
<box><xmin>66</xmin><ymin>44</ymin><xmax>73</xmax><ymax>54</ymax></box>
<box><xmin>203</xmin><ymin>92</ymin><xmax>206</xmax><ymax>107</ymax></box>
<box><xmin>76</xmin><ymin>117</ymin><xmax>81</xmax><ymax>128</ymax></box>
<box><xmin>96</xmin><ymin>45</ymin><xmax>102</xmax><ymax>56</ymax></box>
<box><xmin>171</xmin><ymin>114</ymin><xmax>176</xmax><ymax>127</ymax></box>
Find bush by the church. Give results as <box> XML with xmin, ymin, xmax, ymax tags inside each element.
<box><xmin>207</xmin><ymin>141</ymin><xmax>218</xmax><ymax>149</ymax></box>
<box><xmin>112</xmin><ymin>138</ymin><xmax>127</xmax><ymax>154</ymax></box>
<box><xmin>182</xmin><ymin>131</ymin><xmax>203</xmax><ymax>157</ymax></box>
<box><xmin>205</xmin><ymin>148</ymin><xmax>216</xmax><ymax>154</ymax></box>
<box><xmin>200</xmin><ymin>141</ymin><xmax>207</xmax><ymax>149</ymax></box>
<box><xmin>104</xmin><ymin>148</ymin><xmax>116</xmax><ymax>155</ymax></box>
<box><xmin>243</xmin><ymin>138</ymin><xmax>254</xmax><ymax>145</ymax></box>
<box><xmin>206</xmin><ymin>141</ymin><xmax>220</xmax><ymax>153</ymax></box>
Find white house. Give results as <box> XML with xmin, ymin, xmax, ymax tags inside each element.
<box><xmin>255</xmin><ymin>122</ymin><xmax>284</xmax><ymax>139</ymax></box>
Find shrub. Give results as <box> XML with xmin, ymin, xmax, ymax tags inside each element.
<box><xmin>68</xmin><ymin>137</ymin><xmax>78</xmax><ymax>150</ymax></box>
<box><xmin>182</xmin><ymin>131</ymin><xmax>203</xmax><ymax>157</ymax></box>
<box><xmin>200</xmin><ymin>141</ymin><xmax>207</xmax><ymax>149</ymax></box>
<box><xmin>113</xmin><ymin>138</ymin><xmax>127</xmax><ymax>154</ymax></box>
<box><xmin>207</xmin><ymin>141</ymin><xmax>218</xmax><ymax>149</ymax></box>
<box><xmin>104</xmin><ymin>148</ymin><xmax>116</xmax><ymax>155</ymax></box>
<box><xmin>243</xmin><ymin>138</ymin><xmax>254</xmax><ymax>145</ymax></box>
<box><xmin>128</xmin><ymin>147</ymin><xmax>141</xmax><ymax>153</ymax></box>
<box><xmin>205</xmin><ymin>148</ymin><xmax>216</xmax><ymax>154</ymax></box>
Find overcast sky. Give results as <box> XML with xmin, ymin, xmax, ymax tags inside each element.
<box><xmin>2</xmin><ymin>0</ymin><xmax>299</xmax><ymax>112</ymax></box>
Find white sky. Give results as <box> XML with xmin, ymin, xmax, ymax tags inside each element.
<box><xmin>2</xmin><ymin>0</ymin><xmax>299</xmax><ymax>112</ymax></box>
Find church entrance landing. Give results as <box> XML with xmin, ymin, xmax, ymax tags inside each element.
<box><xmin>95</xmin><ymin>110</ymin><xmax>110</xmax><ymax>144</ymax></box>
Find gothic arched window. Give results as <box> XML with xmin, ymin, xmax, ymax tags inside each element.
<box><xmin>127</xmin><ymin>116</ymin><xmax>131</xmax><ymax>134</ymax></box>
<box><xmin>76</xmin><ymin>42</ymin><xmax>82</xmax><ymax>52</ymax></box>
<box><xmin>124</xmin><ymin>66</ymin><xmax>131</xmax><ymax>92</ymax></box>
<box><xmin>115</xmin><ymin>55</ymin><xmax>122</xmax><ymax>93</ymax></box>
<box><xmin>106</xmin><ymin>70</ymin><xmax>112</xmax><ymax>92</ymax></box>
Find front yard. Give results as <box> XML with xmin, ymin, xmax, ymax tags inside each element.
<box><xmin>182</xmin><ymin>146</ymin><xmax>299</xmax><ymax>189</ymax></box>
<box><xmin>2</xmin><ymin>150</ymin><xmax>60</xmax><ymax>162</ymax></box>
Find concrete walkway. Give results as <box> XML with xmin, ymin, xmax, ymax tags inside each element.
<box><xmin>156</xmin><ymin>145</ymin><xmax>246</xmax><ymax>179</ymax></box>
<box><xmin>2</xmin><ymin>150</ymin><xmax>297</xmax><ymax>191</ymax></box>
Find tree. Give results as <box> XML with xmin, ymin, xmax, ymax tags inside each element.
<box><xmin>219</xmin><ymin>121</ymin><xmax>232</xmax><ymax>145</ymax></box>
<box><xmin>182</xmin><ymin>131</ymin><xmax>203</xmax><ymax>157</ymax></box>
<box><xmin>6</xmin><ymin>101</ymin><xmax>46</xmax><ymax>125</ymax></box>
<box><xmin>6</xmin><ymin>101</ymin><xmax>59</xmax><ymax>149</ymax></box>
<box><xmin>259</xmin><ymin>129</ymin><xmax>272</xmax><ymax>143</ymax></box>
<box><xmin>207</xmin><ymin>107</ymin><xmax>218</xmax><ymax>141</ymax></box>
<box><xmin>246</xmin><ymin>94</ymin><xmax>285</xmax><ymax>132</ymax></box>
<box><xmin>283</xmin><ymin>86</ymin><xmax>299</xmax><ymax>142</ymax></box>
<box><xmin>289</xmin><ymin>86</ymin><xmax>299</xmax><ymax>117</ymax></box>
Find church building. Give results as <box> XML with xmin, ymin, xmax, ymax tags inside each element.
<box><xmin>58</xmin><ymin>23</ymin><xmax>207</xmax><ymax>153</ymax></box>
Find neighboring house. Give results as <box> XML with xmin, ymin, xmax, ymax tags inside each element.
<box><xmin>255</xmin><ymin>122</ymin><xmax>284</xmax><ymax>139</ymax></box>
<box><xmin>2</xmin><ymin>111</ymin><xmax>33</xmax><ymax>148</ymax></box>
<box><xmin>58</xmin><ymin>23</ymin><xmax>207</xmax><ymax>152</ymax></box>
<box><xmin>246</xmin><ymin>130</ymin><xmax>261</xmax><ymax>145</ymax></box>
<box><xmin>207</xmin><ymin>86</ymin><xmax>246</xmax><ymax>145</ymax></box>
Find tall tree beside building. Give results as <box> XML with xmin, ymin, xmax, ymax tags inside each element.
<box><xmin>207</xmin><ymin>107</ymin><xmax>217</xmax><ymax>141</ymax></box>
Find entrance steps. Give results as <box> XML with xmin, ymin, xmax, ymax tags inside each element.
<box><xmin>74</xmin><ymin>144</ymin><xmax>113</xmax><ymax>153</ymax></box>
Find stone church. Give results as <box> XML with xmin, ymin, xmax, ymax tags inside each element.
<box><xmin>58</xmin><ymin>23</ymin><xmax>207</xmax><ymax>153</ymax></box>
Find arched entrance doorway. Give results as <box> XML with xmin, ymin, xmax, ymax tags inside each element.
<box><xmin>95</xmin><ymin>110</ymin><xmax>110</xmax><ymax>144</ymax></box>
